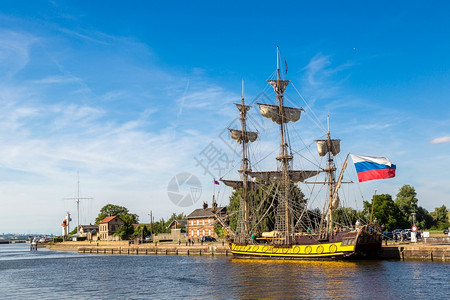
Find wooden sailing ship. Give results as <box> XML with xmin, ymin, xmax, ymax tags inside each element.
<box><xmin>220</xmin><ymin>47</ymin><xmax>382</xmax><ymax>259</ymax></box>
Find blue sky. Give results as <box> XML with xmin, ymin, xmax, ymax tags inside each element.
<box><xmin>1</xmin><ymin>1</ymin><xmax>449</xmax><ymax>234</ymax></box>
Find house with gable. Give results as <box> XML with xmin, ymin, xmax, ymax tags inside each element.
<box><xmin>79</xmin><ymin>224</ymin><xmax>99</xmax><ymax>240</ymax></box>
<box><xmin>187</xmin><ymin>202</ymin><xmax>226</xmax><ymax>241</ymax></box>
<box><xmin>98</xmin><ymin>216</ymin><xmax>124</xmax><ymax>241</ymax></box>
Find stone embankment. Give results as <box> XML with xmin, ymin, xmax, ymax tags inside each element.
<box><xmin>381</xmin><ymin>244</ymin><xmax>449</xmax><ymax>261</ymax></box>
<box><xmin>47</xmin><ymin>237</ymin><xmax>450</xmax><ymax>261</ymax></box>
<box><xmin>47</xmin><ymin>241</ymin><xmax>231</xmax><ymax>256</ymax></box>
<box><xmin>381</xmin><ymin>235</ymin><xmax>450</xmax><ymax>261</ymax></box>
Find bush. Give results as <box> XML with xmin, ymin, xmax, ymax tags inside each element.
<box><xmin>52</xmin><ymin>237</ymin><xmax>63</xmax><ymax>243</ymax></box>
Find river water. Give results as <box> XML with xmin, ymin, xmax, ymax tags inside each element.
<box><xmin>0</xmin><ymin>243</ymin><xmax>448</xmax><ymax>299</ymax></box>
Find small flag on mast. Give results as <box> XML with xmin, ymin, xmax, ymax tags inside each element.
<box><xmin>351</xmin><ymin>154</ymin><xmax>396</xmax><ymax>182</ymax></box>
<box><xmin>214</xmin><ymin>180</ymin><xmax>220</xmax><ymax>185</ymax></box>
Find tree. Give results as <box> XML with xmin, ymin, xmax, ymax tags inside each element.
<box><xmin>395</xmin><ymin>185</ymin><xmax>418</xmax><ymax>224</ymax></box>
<box><xmin>227</xmin><ymin>182</ymin><xmax>306</xmax><ymax>233</ymax></box>
<box><xmin>95</xmin><ymin>204</ymin><xmax>139</xmax><ymax>225</ymax></box>
<box><xmin>166</xmin><ymin>213</ymin><xmax>187</xmax><ymax>227</ymax></box>
<box><xmin>332</xmin><ymin>207</ymin><xmax>365</xmax><ymax>227</ymax></box>
<box><xmin>214</xmin><ymin>223</ymin><xmax>226</xmax><ymax>239</ymax></box>
<box><xmin>363</xmin><ymin>194</ymin><xmax>408</xmax><ymax>231</ymax></box>
<box><xmin>95</xmin><ymin>204</ymin><xmax>139</xmax><ymax>240</ymax></box>
<box><xmin>151</xmin><ymin>218</ymin><xmax>171</xmax><ymax>235</ymax></box>
<box><xmin>227</xmin><ymin>189</ymin><xmax>241</xmax><ymax>232</ymax></box>
<box><xmin>416</xmin><ymin>206</ymin><xmax>434</xmax><ymax>229</ymax></box>
<box><xmin>430</xmin><ymin>205</ymin><xmax>449</xmax><ymax>229</ymax></box>
<box><xmin>395</xmin><ymin>184</ymin><xmax>436</xmax><ymax>229</ymax></box>
<box><xmin>133</xmin><ymin>224</ymin><xmax>151</xmax><ymax>238</ymax></box>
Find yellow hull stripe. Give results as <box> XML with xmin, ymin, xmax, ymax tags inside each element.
<box><xmin>230</xmin><ymin>242</ymin><xmax>355</xmax><ymax>258</ymax></box>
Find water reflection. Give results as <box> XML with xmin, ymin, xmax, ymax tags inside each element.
<box><xmin>1</xmin><ymin>244</ymin><xmax>448</xmax><ymax>299</ymax></box>
<box><xmin>229</xmin><ymin>259</ymin><xmax>386</xmax><ymax>299</ymax></box>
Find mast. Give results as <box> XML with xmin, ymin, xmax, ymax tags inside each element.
<box><xmin>224</xmin><ymin>47</ymin><xmax>321</xmax><ymax>244</ymax></box>
<box><xmin>240</xmin><ymin>79</ymin><xmax>249</xmax><ymax>240</ymax></box>
<box><xmin>326</xmin><ymin>118</ymin><xmax>336</xmax><ymax>233</ymax></box>
<box><xmin>64</xmin><ymin>172</ymin><xmax>93</xmax><ymax>235</ymax></box>
<box><xmin>275</xmin><ymin>46</ymin><xmax>292</xmax><ymax>244</ymax></box>
<box><xmin>256</xmin><ymin>47</ymin><xmax>313</xmax><ymax>244</ymax></box>
<box><xmin>316</xmin><ymin>117</ymin><xmax>347</xmax><ymax>235</ymax></box>
<box><xmin>221</xmin><ymin>80</ymin><xmax>259</xmax><ymax>243</ymax></box>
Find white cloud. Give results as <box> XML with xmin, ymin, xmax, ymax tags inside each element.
<box><xmin>0</xmin><ymin>30</ymin><xmax>36</xmax><ymax>77</ymax></box>
<box><xmin>31</xmin><ymin>75</ymin><xmax>79</xmax><ymax>85</ymax></box>
<box><xmin>0</xmin><ymin>25</ymin><xmax>244</xmax><ymax>233</ymax></box>
<box><xmin>430</xmin><ymin>136</ymin><xmax>450</xmax><ymax>144</ymax></box>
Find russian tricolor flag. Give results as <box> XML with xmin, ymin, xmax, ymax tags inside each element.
<box><xmin>350</xmin><ymin>154</ymin><xmax>396</xmax><ymax>182</ymax></box>
<box><xmin>214</xmin><ymin>180</ymin><xmax>220</xmax><ymax>185</ymax></box>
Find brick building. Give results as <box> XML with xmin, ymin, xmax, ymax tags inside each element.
<box><xmin>98</xmin><ymin>216</ymin><xmax>124</xmax><ymax>240</ymax></box>
<box><xmin>187</xmin><ymin>204</ymin><xmax>226</xmax><ymax>240</ymax></box>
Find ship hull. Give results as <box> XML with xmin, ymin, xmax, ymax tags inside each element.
<box><xmin>230</xmin><ymin>241</ymin><xmax>354</xmax><ymax>260</ymax></box>
<box><xmin>229</xmin><ymin>225</ymin><xmax>382</xmax><ymax>260</ymax></box>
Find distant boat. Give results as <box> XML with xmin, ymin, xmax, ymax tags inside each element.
<box><xmin>220</xmin><ymin>47</ymin><xmax>382</xmax><ymax>259</ymax></box>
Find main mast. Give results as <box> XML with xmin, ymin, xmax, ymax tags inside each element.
<box><xmin>254</xmin><ymin>47</ymin><xmax>319</xmax><ymax>244</ymax></box>
<box><xmin>224</xmin><ymin>47</ymin><xmax>321</xmax><ymax>244</ymax></box>
<box><xmin>275</xmin><ymin>47</ymin><xmax>292</xmax><ymax>244</ymax></box>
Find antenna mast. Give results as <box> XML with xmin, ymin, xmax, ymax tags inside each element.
<box><xmin>64</xmin><ymin>172</ymin><xmax>93</xmax><ymax>235</ymax></box>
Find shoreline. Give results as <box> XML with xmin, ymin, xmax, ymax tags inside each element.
<box><xmin>45</xmin><ymin>240</ymin><xmax>450</xmax><ymax>261</ymax></box>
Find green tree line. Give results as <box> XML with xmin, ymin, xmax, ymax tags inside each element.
<box><xmin>94</xmin><ymin>205</ymin><xmax>187</xmax><ymax>240</ymax></box>
<box><xmin>227</xmin><ymin>184</ymin><xmax>450</xmax><ymax>232</ymax></box>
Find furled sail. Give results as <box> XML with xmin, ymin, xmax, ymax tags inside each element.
<box><xmin>235</xmin><ymin>103</ymin><xmax>251</xmax><ymax>113</ymax></box>
<box><xmin>229</xmin><ymin>129</ymin><xmax>258</xmax><ymax>144</ymax></box>
<box><xmin>248</xmin><ymin>170</ymin><xmax>320</xmax><ymax>183</ymax></box>
<box><xmin>316</xmin><ymin>139</ymin><xmax>341</xmax><ymax>156</ymax></box>
<box><xmin>267</xmin><ymin>80</ymin><xmax>290</xmax><ymax>94</ymax></box>
<box><xmin>257</xmin><ymin>103</ymin><xmax>303</xmax><ymax>125</ymax></box>
<box><xmin>220</xmin><ymin>179</ymin><xmax>264</xmax><ymax>190</ymax></box>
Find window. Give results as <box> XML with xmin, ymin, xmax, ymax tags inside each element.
<box><xmin>191</xmin><ymin>230</ymin><xmax>194</xmax><ymax>237</ymax></box>
<box><xmin>209</xmin><ymin>229</ymin><xmax>211</xmax><ymax>236</ymax></box>
<box><xmin>197</xmin><ymin>230</ymin><xmax>199</xmax><ymax>236</ymax></box>
<box><xmin>197</xmin><ymin>220</ymin><xmax>199</xmax><ymax>225</ymax></box>
<box><xmin>202</xmin><ymin>220</ymin><xmax>205</xmax><ymax>225</ymax></box>
<box><xmin>202</xmin><ymin>230</ymin><xmax>205</xmax><ymax>236</ymax></box>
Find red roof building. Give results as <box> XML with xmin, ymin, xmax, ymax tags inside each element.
<box><xmin>98</xmin><ymin>216</ymin><xmax>124</xmax><ymax>240</ymax></box>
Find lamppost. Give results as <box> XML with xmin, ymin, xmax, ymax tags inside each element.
<box><xmin>411</xmin><ymin>197</ymin><xmax>417</xmax><ymax>242</ymax></box>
